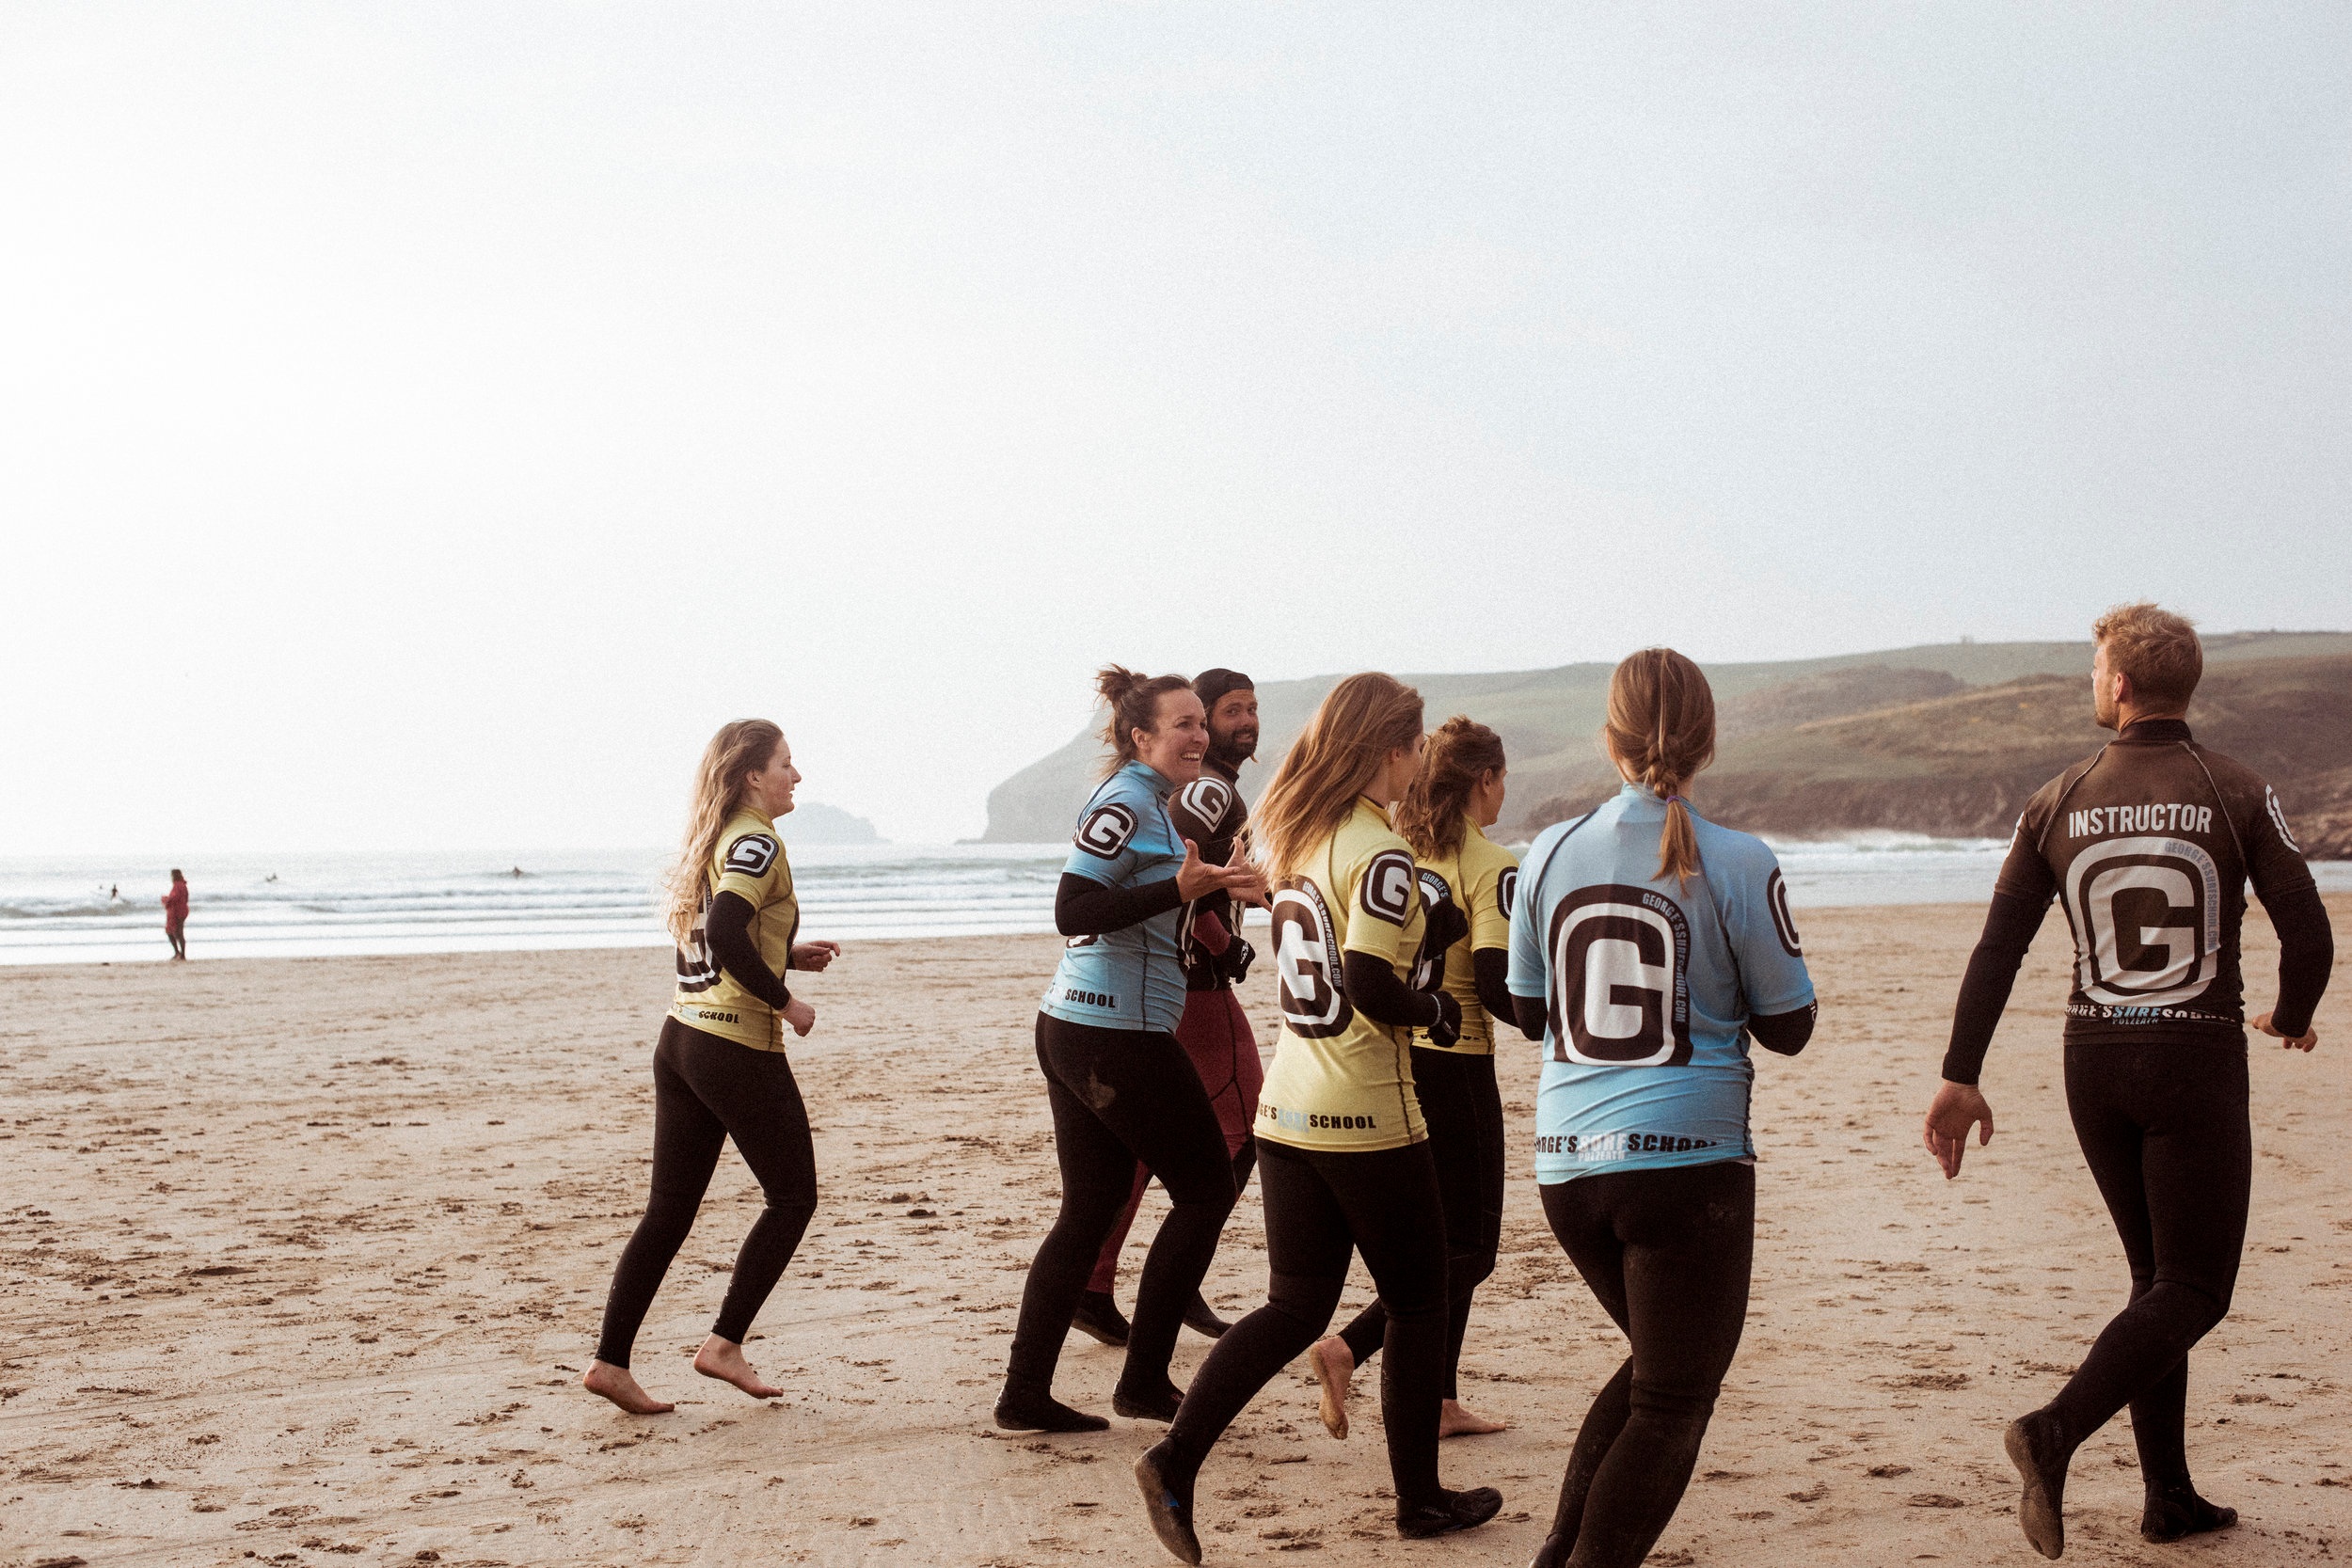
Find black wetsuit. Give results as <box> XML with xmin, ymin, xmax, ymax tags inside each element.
<box><xmin>1007</xmin><ymin>1012</ymin><xmax>1238</xmax><ymax>1403</ymax></box>
<box><xmin>596</xmin><ymin>893</ymin><xmax>818</xmax><ymax>1367</ymax></box>
<box><xmin>1335</xmin><ymin>949</ymin><xmax>1517</xmax><ymax>1396</ymax></box>
<box><xmin>1537</xmin><ymin>1161</ymin><xmax>1755</xmax><ymax>1565</ymax></box>
<box><xmin>1001</xmin><ymin>869</ymin><xmax>1239</xmax><ymax>1421</ymax></box>
<box><xmin>1944</xmin><ymin>719</ymin><xmax>2332</xmax><ymax>1498</ymax></box>
<box><xmin>1161</xmin><ymin>948</ymin><xmax>1460</xmax><ymax>1511</ymax></box>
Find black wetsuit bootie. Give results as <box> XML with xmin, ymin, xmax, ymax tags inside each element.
<box><xmin>1396</xmin><ymin>1484</ymin><xmax>1503</xmax><ymax>1540</ymax></box>
<box><xmin>2005</xmin><ymin>1410</ymin><xmax>2073</xmax><ymax>1560</ymax></box>
<box><xmin>1527</xmin><ymin>1530</ymin><xmax>1572</xmax><ymax>1567</ymax></box>
<box><xmin>1071</xmin><ymin>1289</ymin><xmax>1131</xmax><ymax>1347</ymax></box>
<box><xmin>1181</xmin><ymin>1290</ymin><xmax>1230</xmax><ymax>1339</ymax></box>
<box><xmin>1136</xmin><ymin>1439</ymin><xmax>1202</xmax><ymax>1565</ymax></box>
<box><xmin>1112</xmin><ymin>1374</ymin><xmax>1184</xmax><ymax>1422</ymax></box>
<box><xmin>2142</xmin><ymin>1483</ymin><xmax>2237</xmax><ymax>1544</ymax></box>
<box><xmin>993</xmin><ymin>1379</ymin><xmax>1107</xmax><ymax>1433</ymax></box>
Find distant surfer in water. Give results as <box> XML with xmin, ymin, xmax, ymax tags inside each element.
<box><xmin>162</xmin><ymin>870</ymin><xmax>188</xmax><ymax>960</ymax></box>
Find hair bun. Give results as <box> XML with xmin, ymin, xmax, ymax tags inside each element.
<box><xmin>1095</xmin><ymin>664</ymin><xmax>1144</xmax><ymax>705</ymax></box>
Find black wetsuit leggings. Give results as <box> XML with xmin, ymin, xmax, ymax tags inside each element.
<box><xmin>1537</xmin><ymin>1162</ymin><xmax>1753</xmax><ymax>1568</ymax></box>
<box><xmin>1007</xmin><ymin>1014</ymin><xmax>1237</xmax><ymax>1396</ymax></box>
<box><xmin>1337</xmin><ymin>1048</ymin><xmax>1504</xmax><ymax>1399</ymax></box>
<box><xmin>2045</xmin><ymin>1040</ymin><xmax>2249</xmax><ymax>1488</ymax></box>
<box><xmin>595</xmin><ymin>1018</ymin><xmax>818</xmax><ymax>1368</ymax></box>
<box><xmin>1168</xmin><ymin>1139</ymin><xmax>1451</xmax><ymax>1511</ymax></box>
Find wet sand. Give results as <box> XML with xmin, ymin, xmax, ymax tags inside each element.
<box><xmin>2</xmin><ymin>897</ymin><xmax>2345</xmax><ymax>1567</ymax></box>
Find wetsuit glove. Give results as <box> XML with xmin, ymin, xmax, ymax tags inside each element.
<box><xmin>1425</xmin><ymin>990</ymin><xmax>1463</xmax><ymax>1049</ymax></box>
<box><xmin>1222</xmin><ymin>937</ymin><xmax>1256</xmax><ymax>987</ymax></box>
<box><xmin>1419</xmin><ymin>896</ymin><xmax>1470</xmax><ymax>986</ymax></box>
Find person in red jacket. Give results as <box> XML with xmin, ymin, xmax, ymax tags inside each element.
<box><xmin>162</xmin><ymin>870</ymin><xmax>189</xmax><ymax>960</ymax></box>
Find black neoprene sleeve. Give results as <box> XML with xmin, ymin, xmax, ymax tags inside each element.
<box><xmin>1343</xmin><ymin>949</ymin><xmax>1443</xmax><ymax>1030</ymax></box>
<box><xmin>707</xmin><ymin>891</ymin><xmax>791</xmax><ymax>1009</ymax></box>
<box><xmin>1748</xmin><ymin>1001</ymin><xmax>1817</xmax><ymax>1056</ymax></box>
<box><xmin>1940</xmin><ymin>890</ymin><xmax>2052</xmax><ymax>1085</ymax></box>
<box><xmin>1471</xmin><ymin>948</ymin><xmax>1518</xmax><ymax>1032</ymax></box>
<box><xmin>2261</xmin><ymin>878</ymin><xmax>2334</xmax><ymax>1038</ymax></box>
<box><xmin>1055</xmin><ymin>872</ymin><xmax>1185</xmax><ymax>938</ymax></box>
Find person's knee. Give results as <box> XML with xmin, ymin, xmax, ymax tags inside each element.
<box><xmin>1627</xmin><ymin>1373</ymin><xmax>1721</xmax><ymax>1428</ymax></box>
<box><xmin>1053</xmin><ymin>1184</ymin><xmax>1135</xmax><ymax>1241</ymax></box>
<box><xmin>1265</xmin><ymin>1270</ymin><xmax>1344</xmax><ymax>1334</ymax></box>
<box><xmin>1164</xmin><ymin>1159</ymin><xmax>1237</xmax><ymax>1214</ymax></box>
<box><xmin>1450</xmin><ymin>1245</ymin><xmax>1497</xmax><ymax>1293</ymax></box>
<box><xmin>629</xmin><ymin>1196</ymin><xmax>700</xmax><ymax>1248</ymax></box>
<box><xmin>760</xmin><ymin>1184</ymin><xmax>818</xmax><ymax>1223</ymax></box>
<box><xmin>2155</xmin><ymin>1274</ymin><xmax>2233</xmax><ymax>1332</ymax></box>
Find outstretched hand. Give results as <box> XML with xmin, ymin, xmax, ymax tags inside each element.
<box><xmin>1922</xmin><ymin>1080</ymin><xmax>1995</xmax><ymax>1180</ymax></box>
<box><xmin>2252</xmin><ymin>1011</ymin><xmax>2318</xmax><ymax>1053</ymax></box>
<box><xmin>1176</xmin><ymin>839</ymin><xmax>1269</xmax><ymax>907</ymax></box>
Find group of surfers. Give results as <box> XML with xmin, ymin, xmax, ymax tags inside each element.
<box><xmin>578</xmin><ymin>601</ymin><xmax>2333</xmax><ymax>1565</ymax></box>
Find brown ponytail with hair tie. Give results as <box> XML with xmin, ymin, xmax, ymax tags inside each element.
<box><xmin>1392</xmin><ymin>715</ymin><xmax>1506</xmax><ymax>861</ymax></box>
<box><xmin>1602</xmin><ymin>648</ymin><xmax>1717</xmax><ymax>888</ymax></box>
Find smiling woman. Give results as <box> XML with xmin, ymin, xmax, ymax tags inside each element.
<box><xmin>996</xmin><ymin>665</ymin><xmax>1267</xmax><ymax>1436</ymax></box>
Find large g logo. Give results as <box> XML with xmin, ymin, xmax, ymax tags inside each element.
<box><xmin>1766</xmin><ymin>868</ymin><xmax>1802</xmax><ymax>957</ymax></box>
<box><xmin>1359</xmin><ymin>850</ymin><xmax>1414</xmax><ymax>925</ymax></box>
<box><xmin>1409</xmin><ymin>869</ymin><xmax>1459</xmax><ymax>990</ymax></box>
<box><xmin>2063</xmin><ymin>836</ymin><xmax>2219</xmax><ymax>1006</ymax></box>
<box><xmin>723</xmin><ymin>833</ymin><xmax>778</xmax><ymax>878</ymax></box>
<box><xmin>1549</xmin><ymin>884</ymin><xmax>1692</xmax><ymax>1067</ymax></box>
<box><xmin>1174</xmin><ymin>778</ymin><xmax>1232</xmax><ymax>837</ymax></box>
<box><xmin>1075</xmin><ymin>801</ymin><xmax>1139</xmax><ymax>859</ymax></box>
<box><xmin>1274</xmin><ymin>879</ymin><xmax>1353</xmax><ymax>1037</ymax></box>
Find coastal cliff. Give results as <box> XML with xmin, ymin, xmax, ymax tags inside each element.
<box><xmin>982</xmin><ymin>635</ymin><xmax>2352</xmax><ymax>855</ymax></box>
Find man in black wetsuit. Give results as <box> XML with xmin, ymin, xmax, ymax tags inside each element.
<box><xmin>1922</xmin><ymin>603</ymin><xmax>2332</xmax><ymax>1559</ymax></box>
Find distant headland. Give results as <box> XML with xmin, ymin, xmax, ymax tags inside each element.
<box><xmin>981</xmin><ymin>634</ymin><xmax>2352</xmax><ymax>859</ymax></box>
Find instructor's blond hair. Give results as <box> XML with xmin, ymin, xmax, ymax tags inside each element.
<box><xmin>664</xmin><ymin>720</ymin><xmax>785</xmax><ymax>943</ymax></box>
<box><xmin>1603</xmin><ymin>650</ymin><xmax>1716</xmax><ymax>889</ymax></box>
<box><xmin>1255</xmin><ymin>673</ymin><xmax>1424</xmax><ymax>878</ymax></box>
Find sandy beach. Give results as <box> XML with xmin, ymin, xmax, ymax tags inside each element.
<box><xmin>2</xmin><ymin>898</ymin><xmax>2344</xmax><ymax>1568</ymax></box>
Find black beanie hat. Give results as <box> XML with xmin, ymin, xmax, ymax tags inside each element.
<box><xmin>1194</xmin><ymin>668</ymin><xmax>1254</xmax><ymax>710</ymax></box>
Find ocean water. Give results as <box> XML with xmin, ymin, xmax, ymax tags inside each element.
<box><xmin>4</xmin><ymin>837</ymin><xmax>2343</xmax><ymax>967</ymax></box>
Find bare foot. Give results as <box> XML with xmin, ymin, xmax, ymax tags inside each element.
<box><xmin>693</xmin><ymin>1335</ymin><xmax>786</xmax><ymax>1400</ymax></box>
<box><xmin>582</xmin><ymin>1359</ymin><xmax>674</xmax><ymax>1415</ymax></box>
<box><xmin>1308</xmin><ymin>1337</ymin><xmax>1353</xmax><ymax>1440</ymax></box>
<box><xmin>1438</xmin><ymin>1398</ymin><xmax>1508</xmax><ymax>1438</ymax></box>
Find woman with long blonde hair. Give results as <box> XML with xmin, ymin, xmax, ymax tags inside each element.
<box><xmin>1136</xmin><ymin>673</ymin><xmax>1503</xmax><ymax>1563</ymax></box>
<box><xmin>1311</xmin><ymin>715</ymin><xmax>1525</xmax><ymax>1444</ymax></box>
<box><xmin>1509</xmin><ymin>650</ymin><xmax>1817</xmax><ymax>1568</ymax></box>
<box><xmin>583</xmin><ymin>720</ymin><xmax>840</xmax><ymax>1416</ymax></box>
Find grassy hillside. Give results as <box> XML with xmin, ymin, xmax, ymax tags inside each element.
<box><xmin>1519</xmin><ymin>656</ymin><xmax>2352</xmax><ymax>849</ymax></box>
<box><xmin>979</xmin><ymin>634</ymin><xmax>2352</xmax><ymax>852</ymax></box>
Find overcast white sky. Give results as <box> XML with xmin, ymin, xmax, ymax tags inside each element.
<box><xmin>3</xmin><ymin>3</ymin><xmax>2345</xmax><ymax>850</ymax></box>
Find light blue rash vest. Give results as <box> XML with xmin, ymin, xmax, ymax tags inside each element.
<box><xmin>1507</xmin><ymin>784</ymin><xmax>1816</xmax><ymax>1183</ymax></box>
<box><xmin>1041</xmin><ymin>760</ymin><xmax>1190</xmax><ymax>1034</ymax></box>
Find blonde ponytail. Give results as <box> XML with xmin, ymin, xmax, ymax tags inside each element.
<box><xmin>1602</xmin><ymin>649</ymin><xmax>1716</xmax><ymax>888</ymax></box>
